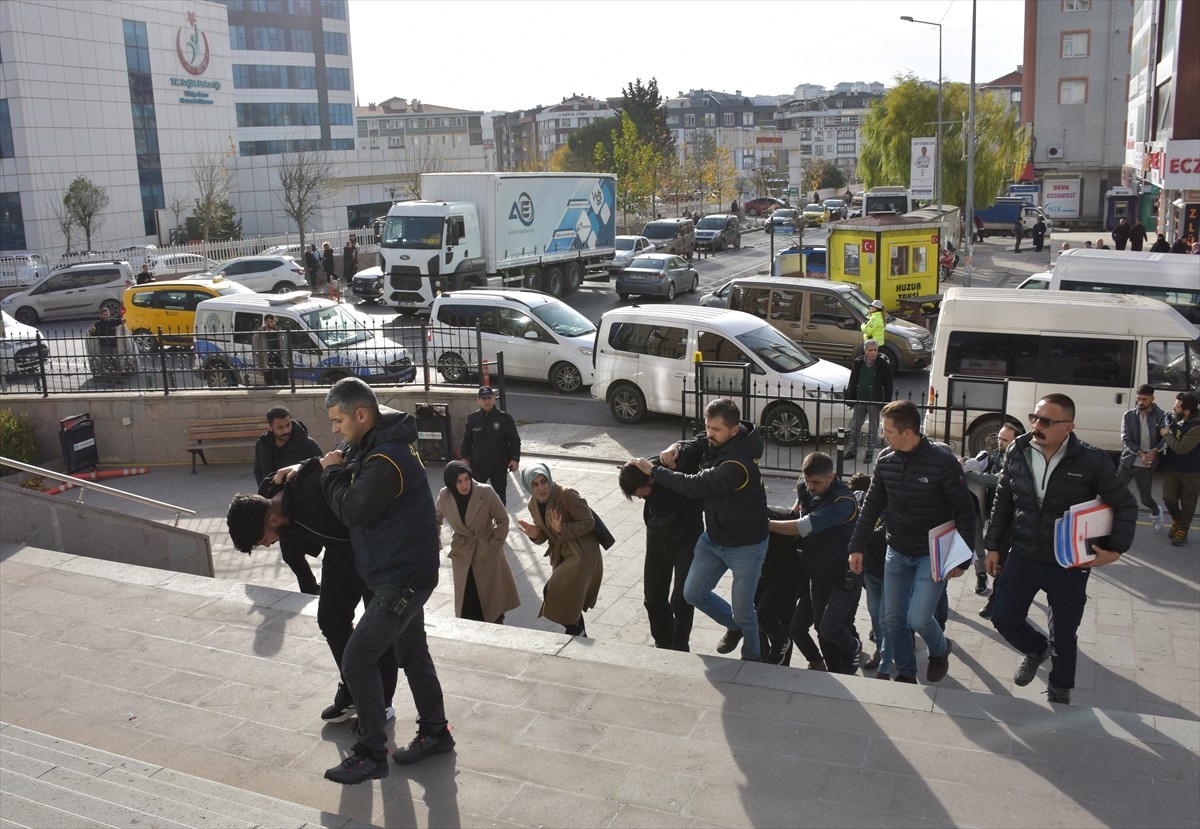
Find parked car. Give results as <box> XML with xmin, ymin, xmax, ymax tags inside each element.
<box><xmin>147</xmin><ymin>252</ymin><xmax>217</xmax><ymax>277</ymax></box>
<box><xmin>801</xmin><ymin>203</ymin><xmax>831</xmax><ymax>225</ymax></box>
<box><xmin>116</xmin><ymin>244</ymin><xmax>157</xmax><ymax>269</ymax></box>
<box><xmin>0</xmin><ymin>260</ymin><xmax>133</xmax><ymax>324</ymax></box>
<box><xmin>640</xmin><ymin>218</ymin><xmax>695</xmax><ymax>260</ymax></box>
<box><xmin>822</xmin><ymin>199</ymin><xmax>847</xmax><ymax>220</ymax></box>
<box><xmin>0</xmin><ymin>310</ymin><xmax>51</xmax><ymax>375</ymax></box>
<box><xmin>743</xmin><ymin>197</ymin><xmax>786</xmax><ymax>217</ymax></box>
<box><xmin>122</xmin><ymin>277</ymin><xmax>254</xmax><ymax>352</ymax></box>
<box><xmin>259</xmin><ymin>243</ymin><xmax>304</xmax><ymax>258</ymax></box>
<box><xmin>699</xmin><ymin>279</ymin><xmax>735</xmax><ymax>308</ymax></box>
<box><xmin>768</xmin><ymin>211</ymin><xmax>802</xmax><ymax>236</ymax></box>
<box><xmin>0</xmin><ymin>253</ymin><xmax>47</xmax><ymax>287</ymax></box>
<box><xmin>608</xmin><ymin>235</ymin><xmax>656</xmax><ymax>274</ymax></box>
<box><xmin>615</xmin><ymin>254</ymin><xmax>699</xmax><ymax>301</ymax></box>
<box><xmin>190</xmin><ymin>255</ymin><xmax>306</xmax><ymax>294</ymax></box>
<box><xmin>428</xmin><ymin>288</ymin><xmax>596</xmax><ymax>393</ymax></box>
<box><xmin>1016</xmin><ymin>273</ymin><xmax>1050</xmax><ymax>290</ymax></box>
<box><xmin>693</xmin><ymin>214</ymin><xmax>742</xmax><ymax>252</ymax></box>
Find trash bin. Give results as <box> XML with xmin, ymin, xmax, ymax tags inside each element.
<box><xmin>59</xmin><ymin>413</ymin><xmax>98</xmax><ymax>473</ymax></box>
<box><xmin>414</xmin><ymin>403</ymin><xmax>451</xmax><ymax>463</ymax></box>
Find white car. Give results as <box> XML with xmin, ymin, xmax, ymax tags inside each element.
<box><xmin>148</xmin><ymin>253</ymin><xmax>217</xmax><ymax>277</ymax></box>
<box><xmin>607</xmin><ymin>235</ymin><xmax>655</xmax><ymax>274</ymax></box>
<box><xmin>117</xmin><ymin>244</ymin><xmax>157</xmax><ymax>269</ymax></box>
<box><xmin>189</xmin><ymin>255</ymin><xmax>307</xmax><ymax>294</ymax></box>
<box><xmin>0</xmin><ymin>310</ymin><xmax>50</xmax><ymax>375</ymax></box>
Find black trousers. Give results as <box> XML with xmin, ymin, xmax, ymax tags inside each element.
<box><xmin>755</xmin><ymin>540</ymin><xmax>802</xmax><ymax>664</ymax></box>
<box><xmin>643</xmin><ymin>525</ymin><xmax>698</xmax><ymax>651</ymax></box>
<box><xmin>280</xmin><ymin>537</ymin><xmax>319</xmax><ymax>595</ymax></box>
<box><xmin>792</xmin><ymin>573</ymin><xmax>861</xmax><ymax>672</ymax></box>
<box><xmin>318</xmin><ymin>547</ymin><xmax>398</xmax><ymax>705</ymax></box>
<box><xmin>471</xmin><ymin>466</ymin><xmax>509</xmax><ymax>505</ymax></box>
<box><xmin>990</xmin><ymin>550</ymin><xmax>1090</xmax><ymax>690</ymax></box>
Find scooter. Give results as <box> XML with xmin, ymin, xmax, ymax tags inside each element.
<box><xmin>938</xmin><ymin>245</ymin><xmax>960</xmax><ymax>282</ymax></box>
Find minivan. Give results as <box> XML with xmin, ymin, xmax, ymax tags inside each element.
<box><xmin>593</xmin><ymin>306</ymin><xmax>850</xmax><ymax>445</ymax></box>
<box><xmin>706</xmin><ymin>276</ymin><xmax>934</xmax><ymax>371</ymax></box>
<box><xmin>1048</xmin><ymin>248</ymin><xmax>1200</xmax><ymax>327</ymax></box>
<box><xmin>192</xmin><ymin>292</ymin><xmax>415</xmax><ymax>388</ymax></box>
<box><xmin>641</xmin><ymin>218</ymin><xmax>695</xmax><ymax>260</ymax></box>
<box><xmin>428</xmin><ymin>288</ymin><xmax>596</xmax><ymax>393</ymax></box>
<box><xmin>0</xmin><ymin>261</ymin><xmax>134</xmax><ymax>325</ymax></box>
<box><xmin>924</xmin><ymin>288</ymin><xmax>1199</xmax><ymax>455</ymax></box>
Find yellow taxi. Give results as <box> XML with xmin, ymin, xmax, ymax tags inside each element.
<box><xmin>122</xmin><ymin>277</ymin><xmax>253</xmax><ymax>352</ymax></box>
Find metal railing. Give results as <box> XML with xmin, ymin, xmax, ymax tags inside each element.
<box><xmin>0</xmin><ymin>457</ymin><xmax>196</xmax><ymax>525</ymax></box>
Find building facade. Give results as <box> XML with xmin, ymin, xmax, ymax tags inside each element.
<box><xmin>534</xmin><ymin>94</ymin><xmax>617</xmax><ymax>162</ymax></box>
<box><xmin>774</xmin><ymin>91</ymin><xmax>880</xmax><ymax>185</ymax></box>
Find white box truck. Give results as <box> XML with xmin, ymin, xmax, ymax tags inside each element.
<box><xmin>354</xmin><ymin>172</ymin><xmax>617</xmax><ymax>313</ymax></box>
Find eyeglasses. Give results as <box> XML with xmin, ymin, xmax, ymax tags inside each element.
<box><xmin>1027</xmin><ymin>413</ymin><xmax>1072</xmax><ymax>428</ymax></box>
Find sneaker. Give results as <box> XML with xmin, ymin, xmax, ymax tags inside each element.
<box><xmin>978</xmin><ymin>596</ymin><xmax>994</xmax><ymax>619</ymax></box>
<box><xmin>1171</xmin><ymin>531</ymin><xmax>1188</xmax><ymax>547</ymax></box>
<box><xmin>324</xmin><ymin>749</ymin><xmax>388</xmax><ymax>785</ymax></box>
<box><xmin>716</xmin><ymin>629</ymin><xmax>743</xmax><ymax>654</ymax></box>
<box><xmin>1152</xmin><ymin>510</ymin><xmax>1164</xmax><ymax>532</ymax></box>
<box><xmin>1014</xmin><ymin>644</ymin><xmax>1051</xmax><ymax>686</ymax></box>
<box><xmin>385</xmin><ymin>705</ymin><xmax>396</xmax><ymax>722</ymax></box>
<box><xmin>841</xmin><ymin>449</ymin><xmax>856</xmax><ymax>461</ymax></box>
<box><xmin>894</xmin><ymin>674</ymin><xmax>918</xmax><ymax>684</ymax></box>
<box><xmin>321</xmin><ymin>683</ymin><xmax>354</xmax><ymax>723</ymax></box>
<box><xmin>807</xmin><ymin>659</ymin><xmax>827</xmax><ymax>671</ymax></box>
<box><xmin>975</xmin><ymin>574</ymin><xmax>989</xmax><ymax>595</ymax></box>
<box><xmin>875</xmin><ymin>672</ymin><xmax>892</xmax><ymax>681</ymax></box>
<box><xmin>1046</xmin><ymin>686</ymin><xmax>1071</xmax><ymax>705</ymax></box>
<box><xmin>392</xmin><ymin>730</ymin><xmax>456</xmax><ymax>766</ymax></box>
<box><xmin>843</xmin><ymin>638</ymin><xmax>864</xmax><ymax>675</ymax></box>
<box><xmin>863</xmin><ymin>650</ymin><xmax>881</xmax><ymax>671</ymax></box>
<box><xmin>926</xmin><ymin>641</ymin><xmax>952</xmax><ymax>682</ymax></box>
<box><xmin>862</xmin><ymin>454</ymin><xmax>874</xmax><ymax>464</ymax></box>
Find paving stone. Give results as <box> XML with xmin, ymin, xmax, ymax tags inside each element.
<box><xmin>495</xmin><ymin>781</ymin><xmax>622</xmax><ymax>829</ymax></box>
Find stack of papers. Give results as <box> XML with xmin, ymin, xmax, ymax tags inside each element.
<box><xmin>928</xmin><ymin>520</ymin><xmax>975</xmax><ymax>582</ymax></box>
<box><xmin>1055</xmin><ymin>498</ymin><xmax>1114</xmax><ymax>568</ymax></box>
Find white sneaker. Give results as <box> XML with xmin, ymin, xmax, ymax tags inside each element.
<box><xmin>385</xmin><ymin>705</ymin><xmax>396</xmax><ymax>721</ymax></box>
<box><xmin>1152</xmin><ymin>510</ymin><xmax>1164</xmax><ymax>531</ymax></box>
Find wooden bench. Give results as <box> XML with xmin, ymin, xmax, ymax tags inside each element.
<box><xmin>185</xmin><ymin>417</ymin><xmax>265</xmax><ymax>474</ymax></box>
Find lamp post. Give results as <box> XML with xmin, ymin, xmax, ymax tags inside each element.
<box><xmin>901</xmin><ymin>15</ymin><xmax>943</xmax><ymax>213</ymax></box>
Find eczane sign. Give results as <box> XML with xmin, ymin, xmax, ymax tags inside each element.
<box><xmin>1145</xmin><ymin>139</ymin><xmax>1200</xmax><ymax>190</ymax></box>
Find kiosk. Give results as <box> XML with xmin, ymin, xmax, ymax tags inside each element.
<box><xmin>827</xmin><ymin>215</ymin><xmax>941</xmax><ymax>311</ymax></box>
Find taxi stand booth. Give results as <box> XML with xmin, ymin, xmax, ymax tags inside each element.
<box><xmin>827</xmin><ymin>215</ymin><xmax>943</xmax><ymax>328</ymax></box>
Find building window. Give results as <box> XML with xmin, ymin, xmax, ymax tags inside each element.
<box><xmin>387</xmin><ymin>136</ymin><xmax>405</xmax><ymax>148</ymax></box>
<box><xmin>320</xmin><ymin>0</ymin><xmax>347</xmax><ymax>19</ymax></box>
<box><xmin>723</xmin><ymin>112</ymin><xmax>734</xmax><ymax>127</ymax></box>
<box><xmin>0</xmin><ymin>193</ymin><xmax>25</xmax><ymax>249</ymax></box>
<box><xmin>742</xmin><ymin>112</ymin><xmax>754</xmax><ymax>126</ymax></box>
<box><xmin>323</xmin><ymin>31</ymin><xmax>348</xmax><ymax>55</ymax></box>
<box><xmin>683</xmin><ymin>113</ymin><xmax>695</xmax><ymax>128</ymax></box>
<box><xmin>1063</xmin><ymin>0</ymin><xmax>1090</xmax><ymax>9</ymax></box>
<box><xmin>703</xmin><ymin>113</ymin><xmax>716</xmax><ymax>127</ymax></box>
<box><xmin>1061</xmin><ymin>31</ymin><xmax>1090</xmax><ymax>58</ymax></box>
<box><xmin>0</xmin><ymin>100</ymin><xmax>13</xmax><ymax>158</ymax></box>
<box><xmin>123</xmin><ymin>20</ymin><xmax>162</xmax><ymax>236</ymax></box>
<box><xmin>326</xmin><ymin>66</ymin><xmax>351</xmax><ymax>90</ymax></box>
<box><xmin>1059</xmin><ymin>78</ymin><xmax>1088</xmax><ymax>104</ymax></box>
<box><xmin>328</xmin><ymin>103</ymin><xmax>352</xmax><ymax>126</ymax></box>
<box><xmin>290</xmin><ymin>29</ymin><xmax>314</xmax><ymax>53</ymax></box>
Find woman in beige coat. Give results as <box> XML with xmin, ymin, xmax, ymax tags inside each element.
<box><xmin>435</xmin><ymin>461</ymin><xmax>520</xmax><ymax>624</ymax></box>
<box><xmin>517</xmin><ymin>463</ymin><xmax>603</xmax><ymax>637</ymax></box>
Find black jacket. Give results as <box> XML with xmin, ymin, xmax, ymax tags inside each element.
<box><xmin>461</xmin><ymin>406</ymin><xmax>521</xmax><ymax>471</ymax></box>
<box><xmin>322</xmin><ymin>408</ymin><xmax>440</xmax><ymax>590</ymax></box>
<box><xmin>260</xmin><ymin>457</ymin><xmax>352</xmax><ymax>558</ymax></box>
<box><xmin>653</xmin><ymin>422</ymin><xmax>769</xmax><ymax>547</ymax></box>
<box><xmin>254</xmin><ymin>419</ymin><xmax>323</xmax><ymax>484</ymax></box>
<box><xmin>797</xmin><ymin>478</ymin><xmax>858</xmax><ymax>583</ymax></box>
<box><xmin>642</xmin><ymin>457</ymin><xmax>703</xmax><ymax>540</ymax></box>
<box><xmin>848</xmin><ymin>437</ymin><xmax>976</xmax><ymax>557</ymax></box>
<box><xmin>845</xmin><ymin>354</ymin><xmax>893</xmax><ymax>405</ymax></box>
<box><xmin>984</xmin><ymin>432</ymin><xmax>1137</xmax><ymax>564</ymax></box>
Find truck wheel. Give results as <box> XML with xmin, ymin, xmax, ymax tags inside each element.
<box><xmin>524</xmin><ymin>266</ymin><xmax>543</xmax><ymax>292</ymax></box>
<box><xmin>564</xmin><ymin>262</ymin><xmax>584</xmax><ymax>294</ymax></box>
<box><xmin>609</xmin><ymin>383</ymin><xmax>646</xmax><ymax>424</ymax></box>
<box><xmin>544</xmin><ymin>266</ymin><xmax>564</xmax><ymax>298</ymax></box>
<box><xmin>549</xmin><ymin>361</ymin><xmax>584</xmax><ymax>394</ymax></box>
<box><xmin>763</xmin><ymin>403</ymin><xmax>810</xmax><ymax>446</ymax></box>
<box><xmin>437</xmin><ymin>352</ymin><xmax>469</xmax><ymax>383</ymax></box>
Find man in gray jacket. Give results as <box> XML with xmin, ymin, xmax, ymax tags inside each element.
<box><xmin>1117</xmin><ymin>384</ymin><xmax>1168</xmax><ymax>531</ymax></box>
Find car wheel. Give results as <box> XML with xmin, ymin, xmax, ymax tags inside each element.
<box><xmin>665</xmin><ymin>281</ymin><xmax>676</xmax><ymax>302</ymax></box>
<box><xmin>763</xmin><ymin>403</ymin><xmax>810</xmax><ymax>447</ymax></box>
<box><xmin>14</xmin><ymin>306</ymin><xmax>38</xmax><ymax>326</ymax></box>
<box><xmin>609</xmin><ymin>383</ymin><xmax>646</xmax><ymax>424</ymax></box>
<box><xmin>617</xmin><ymin>292</ymin><xmax>629</xmax><ymax>301</ymax></box>
<box><xmin>882</xmin><ymin>345</ymin><xmax>904</xmax><ymax>373</ymax></box>
<box><xmin>549</xmin><ymin>361</ymin><xmax>584</xmax><ymax>394</ymax></box>
<box><xmin>132</xmin><ymin>329</ymin><xmax>159</xmax><ymax>353</ymax></box>
<box><xmin>100</xmin><ymin>299</ymin><xmax>122</xmax><ymax>317</ymax></box>
<box><xmin>563</xmin><ymin>261</ymin><xmax>584</xmax><ymax>294</ymax></box>
<box><xmin>747</xmin><ymin>208</ymin><xmax>759</xmax><ymax>217</ymax></box>
<box><xmin>544</xmin><ymin>266</ymin><xmax>564</xmax><ymax>298</ymax></box>
<box><xmin>689</xmin><ymin>274</ymin><xmax>699</xmax><ymax>294</ymax></box>
<box><xmin>273</xmin><ymin>281</ymin><xmax>297</xmax><ymax>294</ymax></box>
<box><xmin>523</xmin><ymin>266</ymin><xmax>543</xmax><ymax>292</ymax></box>
<box><xmin>437</xmin><ymin>352</ymin><xmax>469</xmax><ymax>383</ymax></box>
<box><xmin>203</xmin><ymin>359</ymin><xmax>237</xmax><ymax>388</ymax></box>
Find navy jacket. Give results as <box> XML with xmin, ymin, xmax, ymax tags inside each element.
<box><xmin>797</xmin><ymin>478</ymin><xmax>858</xmax><ymax>583</ymax></box>
<box><xmin>461</xmin><ymin>406</ymin><xmax>521</xmax><ymax>471</ymax></box>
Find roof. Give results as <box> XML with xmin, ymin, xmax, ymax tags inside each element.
<box><xmin>982</xmin><ymin>69</ymin><xmax>1023</xmax><ymax>88</ymax></box>
<box><xmin>941</xmin><ymin>288</ymin><xmax>1196</xmax><ymax>338</ymax></box>
<box><xmin>601</xmin><ymin>305</ymin><xmax>767</xmax><ymax>331</ymax></box>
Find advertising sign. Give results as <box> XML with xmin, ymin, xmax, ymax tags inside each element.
<box><xmin>1043</xmin><ymin>178</ymin><xmax>1081</xmax><ymax>219</ymax></box>
<box><xmin>910</xmin><ymin>137</ymin><xmax>936</xmax><ymax>199</ymax></box>
<box><xmin>1146</xmin><ymin>139</ymin><xmax>1200</xmax><ymax>190</ymax></box>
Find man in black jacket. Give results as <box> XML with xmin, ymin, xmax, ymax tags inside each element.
<box><xmin>253</xmin><ymin>407</ymin><xmax>323</xmax><ymax>594</ymax></box>
<box><xmin>632</xmin><ymin>398</ymin><xmax>770</xmax><ymax>661</ymax></box>
<box><xmin>985</xmin><ymin>394</ymin><xmax>1136</xmax><ymax>706</ymax></box>
<box><xmin>843</xmin><ymin>340</ymin><xmax>893</xmax><ymax>463</ymax></box>
<box><xmin>847</xmin><ymin>400</ymin><xmax>975</xmax><ymax>684</ymax></box>
<box><xmin>461</xmin><ymin>386</ymin><xmax>521</xmax><ymax>506</ymax></box>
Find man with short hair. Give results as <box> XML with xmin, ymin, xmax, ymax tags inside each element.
<box><xmin>461</xmin><ymin>386</ymin><xmax>521</xmax><ymax>506</ymax></box>
<box><xmin>847</xmin><ymin>400</ymin><xmax>976</xmax><ymax>683</ymax></box>
<box><xmin>843</xmin><ymin>339</ymin><xmax>893</xmax><ymax>464</ymax></box>
<box><xmin>632</xmin><ymin>398</ymin><xmax>770</xmax><ymax>661</ymax></box>
<box><xmin>1117</xmin><ymin>385</ymin><xmax>1168</xmax><ymax>532</ymax></box>
<box><xmin>319</xmin><ymin>377</ymin><xmax>449</xmax><ymax>784</ymax></box>
<box><xmin>963</xmin><ymin>422</ymin><xmax>1020</xmax><ymax>617</ymax></box>
<box><xmin>1159</xmin><ymin>392</ymin><xmax>1200</xmax><ymax>547</ymax></box>
<box><xmin>251</xmin><ymin>314</ymin><xmax>288</xmax><ymax>386</ymax></box>
<box><xmin>253</xmin><ymin>406</ymin><xmax>323</xmax><ymax>594</ymax></box>
<box><xmin>1111</xmin><ymin>217</ymin><xmax>1131</xmax><ymax>250</ymax></box>
<box><xmin>985</xmin><ymin>394</ymin><xmax>1137</xmax><ymax>705</ymax></box>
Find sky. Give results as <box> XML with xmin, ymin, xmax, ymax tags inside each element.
<box><xmin>347</xmin><ymin>0</ymin><xmax>1026</xmax><ymax>113</ymax></box>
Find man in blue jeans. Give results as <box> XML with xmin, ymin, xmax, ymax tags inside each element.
<box><xmin>847</xmin><ymin>400</ymin><xmax>975</xmax><ymax>683</ymax></box>
<box><xmin>633</xmin><ymin>398</ymin><xmax>770</xmax><ymax>660</ymax></box>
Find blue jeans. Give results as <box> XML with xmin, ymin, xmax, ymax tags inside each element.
<box><xmin>863</xmin><ymin>572</ymin><xmax>896</xmax><ymax>675</ymax></box>
<box><xmin>883</xmin><ymin>547</ymin><xmax>948</xmax><ymax>679</ymax></box>
<box><xmin>683</xmin><ymin>532</ymin><xmax>768</xmax><ymax>659</ymax></box>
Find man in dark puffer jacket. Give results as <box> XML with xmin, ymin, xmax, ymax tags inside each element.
<box><xmin>985</xmin><ymin>393</ymin><xmax>1136</xmax><ymax>706</ymax></box>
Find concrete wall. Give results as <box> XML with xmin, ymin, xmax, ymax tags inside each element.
<box><xmin>0</xmin><ymin>387</ymin><xmax>477</xmax><ymax>469</ymax></box>
<box><xmin>0</xmin><ymin>482</ymin><xmax>213</xmax><ymax>576</ymax></box>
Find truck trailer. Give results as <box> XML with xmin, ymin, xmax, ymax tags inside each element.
<box><xmin>355</xmin><ymin>172</ymin><xmax>617</xmax><ymax>313</ymax></box>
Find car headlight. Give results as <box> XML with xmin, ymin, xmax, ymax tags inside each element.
<box><xmin>906</xmin><ymin>335</ymin><xmax>925</xmax><ymax>350</ymax></box>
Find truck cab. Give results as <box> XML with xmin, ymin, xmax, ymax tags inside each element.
<box><xmin>369</xmin><ymin>201</ymin><xmax>485</xmax><ymax>314</ymax></box>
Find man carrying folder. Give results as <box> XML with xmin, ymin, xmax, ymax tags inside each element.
<box><xmin>984</xmin><ymin>393</ymin><xmax>1137</xmax><ymax>706</ymax></box>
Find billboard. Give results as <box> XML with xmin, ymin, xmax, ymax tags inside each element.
<box><xmin>910</xmin><ymin>137</ymin><xmax>936</xmax><ymax>199</ymax></box>
<box><xmin>1043</xmin><ymin>177</ymin><xmax>1082</xmax><ymax>219</ymax></box>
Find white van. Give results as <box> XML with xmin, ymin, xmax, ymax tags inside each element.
<box><xmin>924</xmin><ymin>288</ymin><xmax>1199</xmax><ymax>454</ymax></box>
<box><xmin>192</xmin><ymin>292</ymin><xmax>415</xmax><ymax>388</ymax></box>
<box><xmin>1048</xmin><ymin>248</ymin><xmax>1200</xmax><ymax>328</ymax></box>
<box><xmin>593</xmin><ymin>306</ymin><xmax>850</xmax><ymax>445</ymax></box>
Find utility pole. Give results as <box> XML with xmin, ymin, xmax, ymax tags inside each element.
<box><xmin>965</xmin><ymin>0</ymin><xmax>977</xmax><ymax>287</ymax></box>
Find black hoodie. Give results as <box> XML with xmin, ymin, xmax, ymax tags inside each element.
<box><xmin>253</xmin><ymin>419</ymin><xmax>323</xmax><ymax>485</ymax></box>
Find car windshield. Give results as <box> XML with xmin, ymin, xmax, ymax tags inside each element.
<box><xmin>737</xmin><ymin>325</ymin><xmax>817</xmax><ymax>373</ymax></box>
<box><xmin>696</xmin><ymin>217</ymin><xmax>726</xmax><ymax>229</ymax></box>
<box><xmin>530</xmin><ymin>301</ymin><xmax>596</xmax><ymax>338</ymax></box>
<box><xmin>842</xmin><ymin>287</ymin><xmax>873</xmax><ymax>318</ymax></box>
<box><xmin>642</xmin><ymin>223</ymin><xmax>676</xmax><ymax>240</ymax></box>
<box><xmin>615</xmin><ymin>237</ymin><xmax>638</xmax><ymax>251</ymax></box>
<box><xmin>381</xmin><ymin>215</ymin><xmax>443</xmax><ymax>249</ymax></box>
<box><xmin>803</xmin><ymin>204</ymin><xmax>823</xmax><ymax>212</ymax></box>
<box><xmin>825</xmin><ymin>200</ymin><xmax>844</xmax><ymax>208</ymax></box>
<box><xmin>300</xmin><ymin>304</ymin><xmax>372</xmax><ymax>347</ymax></box>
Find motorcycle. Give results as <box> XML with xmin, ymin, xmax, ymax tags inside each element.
<box><xmin>938</xmin><ymin>244</ymin><xmax>960</xmax><ymax>282</ymax></box>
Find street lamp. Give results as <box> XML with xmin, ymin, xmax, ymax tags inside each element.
<box><xmin>901</xmin><ymin>15</ymin><xmax>943</xmax><ymax>213</ymax></box>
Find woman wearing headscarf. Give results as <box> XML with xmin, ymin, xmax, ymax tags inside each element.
<box><xmin>435</xmin><ymin>461</ymin><xmax>520</xmax><ymax>624</ymax></box>
<box><xmin>516</xmin><ymin>463</ymin><xmax>603</xmax><ymax>637</ymax></box>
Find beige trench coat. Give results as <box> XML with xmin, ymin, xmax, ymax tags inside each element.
<box><xmin>435</xmin><ymin>483</ymin><xmax>520</xmax><ymax>623</ymax></box>
<box><xmin>525</xmin><ymin>484</ymin><xmax>603</xmax><ymax>626</ymax></box>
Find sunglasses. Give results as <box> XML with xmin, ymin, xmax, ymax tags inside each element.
<box><xmin>1027</xmin><ymin>413</ymin><xmax>1072</xmax><ymax>428</ymax></box>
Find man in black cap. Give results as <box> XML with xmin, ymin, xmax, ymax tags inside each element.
<box><xmin>461</xmin><ymin>386</ymin><xmax>521</xmax><ymax>506</ymax></box>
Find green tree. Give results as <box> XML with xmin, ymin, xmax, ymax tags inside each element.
<box><xmin>63</xmin><ymin>175</ymin><xmax>109</xmax><ymax>250</ymax></box>
<box><xmin>563</xmin><ymin>115</ymin><xmax>622</xmax><ymax>171</ymax></box>
<box><xmin>595</xmin><ymin>112</ymin><xmax>659</xmax><ymax>226</ymax></box>
<box><xmin>858</xmin><ymin>74</ymin><xmax>1027</xmax><ymax>209</ymax></box>
<box><xmin>621</xmin><ymin>77</ymin><xmax>673</xmax><ymax>154</ymax></box>
<box><xmin>185</xmin><ymin>195</ymin><xmax>240</xmax><ymax>241</ymax></box>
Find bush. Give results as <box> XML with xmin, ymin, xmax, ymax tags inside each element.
<box><xmin>0</xmin><ymin>409</ymin><xmax>39</xmax><ymax>476</ymax></box>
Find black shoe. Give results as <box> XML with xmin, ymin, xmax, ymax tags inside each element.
<box><xmin>324</xmin><ymin>749</ymin><xmax>388</xmax><ymax>784</ymax></box>
<box><xmin>716</xmin><ymin>629</ymin><xmax>743</xmax><ymax>654</ymax></box>
<box><xmin>843</xmin><ymin>638</ymin><xmax>864</xmax><ymax>674</ymax></box>
<box><xmin>975</xmin><ymin>574</ymin><xmax>989</xmax><ymax>596</ymax></box>
<box><xmin>841</xmin><ymin>449</ymin><xmax>856</xmax><ymax>461</ymax></box>
<box><xmin>895</xmin><ymin>674</ymin><xmax>918</xmax><ymax>684</ymax></box>
<box><xmin>863</xmin><ymin>650</ymin><xmax>881</xmax><ymax>671</ymax></box>
<box><xmin>392</xmin><ymin>730</ymin><xmax>456</xmax><ymax>765</ymax></box>
<box><xmin>1046</xmin><ymin>686</ymin><xmax>1071</xmax><ymax>705</ymax></box>
<box><xmin>926</xmin><ymin>641</ymin><xmax>952</xmax><ymax>682</ymax></box>
<box><xmin>978</xmin><ymin>597</ymin><xmax>994</xmax><ymax>619</ymax></box>
<box><xmin>862</xmin><ymin>454</ymin><xmax>874</xmax><ymax>464</ymax></box>
<box><xmin>321</xmin><ymin>683</ymin><xmax>354</xmax><ymax>723</ymax></box>
<box><xmin>1014</xmin><ymin>645</ymin><xmax>1051</xmax><ymax>686</ymax></box>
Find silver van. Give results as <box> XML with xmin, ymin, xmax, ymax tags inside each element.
<box><xmin>0</xmin><ymin>261</ymin><xmax>133</xmax><ymax>324</ymax></box>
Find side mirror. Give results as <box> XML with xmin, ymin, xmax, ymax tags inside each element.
<box><xmin>523</xmin><ymin>330</ymin><xmax>540</xmax><ymax>341</ymax></box>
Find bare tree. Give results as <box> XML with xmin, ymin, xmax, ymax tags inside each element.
<box><xmin>190</xmin><ymin>149</ymin><xmax>232</xmax><ymax>244</ymax></box>
<box><xmin>166</xmin><ymin>191</ymin><xmax>190</xmax><ymax>242</ymax></box>
<box><xmin>275</xmin><ymin>150</ymin><xmax>339</xmax><ymax>253</ymax></box>
<box><xmin>63</xmin><ymin>175</ymin><xmax>109</xmax><ymax>251</ymax></box>
<box><xmin>43</xmin><ymin>190</ymin><xmax>76</xmax><ymax>255</ymax></box>
<box><xmin>394</xmin><ymin>139</ymin><xmax>447</xmax><ymax>200</ymax></box>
